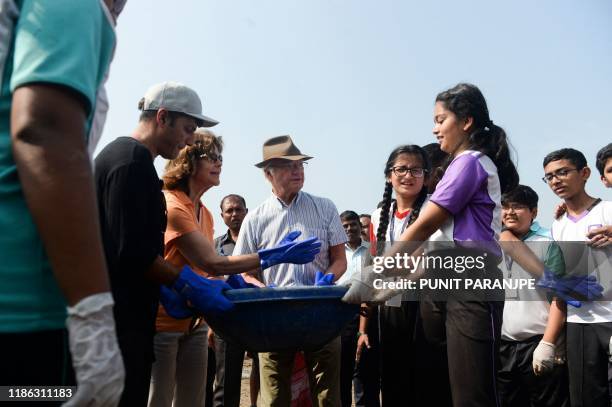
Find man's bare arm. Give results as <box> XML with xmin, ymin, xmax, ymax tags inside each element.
<box><xmin>11</xmin><ymin>84</ymin><xmax>110</xmax><ymax>306</ymax></box>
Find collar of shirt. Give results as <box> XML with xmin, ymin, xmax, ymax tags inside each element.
<box><xmin>272</xmin><ymin>190</ymin><xmax>303</xmax><ymax>209</ymax></box>
<box><xmin>345</xmin><ymin>241</ymin><xmax>369</xmax><ymax>253</ymax></box>
<box><xmin>523</xmin><ymin>221</ymin><xmax>551</xmax><ymax>240</ymax></box>
<box><xmin>395</xmin><ymin>209</ymin><xmax>411</xmax><ymax>219</ymax></box>
<box><xmin>215</xmin><ymin>229</ymin><xmax>237</xmax><ymax>257</ymax></box>
<box><xmin>339</xmin><ymin>241</ymin><xmax>370</xmax><ymax>285</ymax></box>
<box><xmin>219</xmin><ymin>229</ymin><xmax>235</xmax><ymax>246</ymax></box>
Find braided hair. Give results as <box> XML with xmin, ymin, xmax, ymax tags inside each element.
<box><xmin>375</xmin><ymin>145</ymin><xmax>431</xmax><ymax>256</ymax></box>
<box><xmin>435</xmin><ymin>83</ymin><xmax>519</xmax><ymax>193</ymax></box>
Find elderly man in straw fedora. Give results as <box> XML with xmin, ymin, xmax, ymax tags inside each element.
<box><xmin>233</xmin><ymin>135</ymin><xmax>348</xmax><ymax>406</ymax></box>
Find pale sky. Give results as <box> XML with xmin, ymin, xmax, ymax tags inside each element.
<box><xmin>98</xmin><ymin>0</ymin><xmax>611</xmax><ymax>233</ymax></box>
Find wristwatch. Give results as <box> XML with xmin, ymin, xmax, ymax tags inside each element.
<box><xmin>356</xmin><ymin>331</ymin><xmax>367</xmax><ymax>338</ymax></box>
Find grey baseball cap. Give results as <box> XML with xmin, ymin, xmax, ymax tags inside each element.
<box><xmin>140</xmin><ymin>81</ymin><xmax>218</xmax><ymax>127</ymax></box>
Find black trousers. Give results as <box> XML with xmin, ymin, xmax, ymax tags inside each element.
<box><xmin>381</xmin><ymin>300</ymin><xmax>453</xmax><ymax>407</ymax></box>
<box><xmin>205</xmin><ymin>345</ymin><xmax>216</xmax><ymax>407</ymax></box>
<box><xmin>0</xmin><ymin>329</ymin><xmax>75</xmax><ymax>407</ymax></box>
<box><xmin>117</xmin><ymin>328</ymin><xmax>155</xmax><ymax>407</ymax></box>
<box><xmin>379</xmin><ymin>301</ymin><xmax>419</xmax><ymax>407</ymax></box>
<box><xmin>420</xmin><ymin>300</ymin><xmax>504</xmax><ymax>407</ymax></box>
<box><xmin>354</xmin><ymin>307</ymin><xmax>381</xmax><ymax>407</ymax></box>
<box><xmin>212</xmin><ymin>332</ymin><xmax>256</xmax><ymax>407</ymax></box>
<box><xmin>413</xmin><ymin>301</ymin><xmax>453</xmax><ymax>407</ymax></box>
<box><xmin>567</xmin><ymin>322</ymin><xmax>612</xmax><ymax>407</ymax></box>
<box><xmin>340</xmin><ymin>316</ymin><xmax>359</xmax><ymax>407</ymax></box>
<box><xmin>497</xmin><ymin>336</ymin><xmax>569</xmax><ymax>407</ymax></box>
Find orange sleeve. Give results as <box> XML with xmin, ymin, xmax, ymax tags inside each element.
<box><xmin>199</xmin><ymin>205</ymin><xmax>215</xmax><ymax>242</ymax></box>
<box><xmin>165</xmin><ymin>196</ymin><xmax>198</xmax><ymax>245</ymax></box>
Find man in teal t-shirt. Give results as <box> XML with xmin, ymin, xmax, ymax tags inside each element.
<box><xmin>0</xmin><ymin>1</ymin><xmax>125</xmax><ymax>404</ymax></box>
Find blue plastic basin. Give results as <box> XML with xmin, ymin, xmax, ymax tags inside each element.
<box><xmin>205</xmin><ymin>286</ymin><xmax>359</xmax><ymax>352</ymax></box>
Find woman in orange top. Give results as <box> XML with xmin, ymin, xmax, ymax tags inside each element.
<box><xmin>149</xmin><ymin>129</ymin><xmax>256</xmax><ymax>406</ymax></box>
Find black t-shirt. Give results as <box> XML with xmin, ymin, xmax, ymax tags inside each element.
<box><xmin>94</xmin><ymin>137</ymin><xmax>166</xmax><ymax>336</ymax></box>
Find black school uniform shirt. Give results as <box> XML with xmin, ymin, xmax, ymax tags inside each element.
<box><xmin>94</xmin><ymin>137</ymin><xmax>166</xmax><ymax>338</ymax></box>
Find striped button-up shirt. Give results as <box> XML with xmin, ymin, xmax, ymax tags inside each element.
<box><xmin>233</xmin><ymin>191</ymin><xmax>346</xmax><ymax>287</ymax></box>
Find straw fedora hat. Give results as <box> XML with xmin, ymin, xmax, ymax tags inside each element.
<box><xmin>255</xmin><ymin>135</ymin><xmax>313</xmax><ymax>168</ymax></box>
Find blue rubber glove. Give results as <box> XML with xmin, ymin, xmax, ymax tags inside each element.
<box><xmin>537</xmin><ymin>268</ymin><xmax>604</xmax><ymax>308</ymax></box>
<box><xmin>160</xmin><ymin>285</ymin><xmax>193</xmax><ymax>319</ymax></box>
<box><xmin>314</xmin><ymin>270</ymin><xmax>335</xmax><ymax>286</ymax></box>
<box><xmin>172</xmin><ymin>266</ymin><xmax>235</xmax><ymax>316</ymax></box>
<box><xmin>258</xmin><ymin>232</ymin><xmax>322</xmax><ymax>270</ymax></box>
<box><xmin>278</xmin><ymin>230</ymin><xmax>302</xmax><ymax>245</ymax></box>
<box><xmin>226</xmin><ymin>274</ymin><xmax>257</xmax><ymax>289</ymax></box>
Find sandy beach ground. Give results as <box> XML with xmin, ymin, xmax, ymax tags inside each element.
<box><xmin>239</xmin><ymin>356</ymin><xmax>255</xmax><ymax>407</ymax></box>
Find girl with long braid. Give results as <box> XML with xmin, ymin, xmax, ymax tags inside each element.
<box><xmin>358</xmin><ymin>145</ymin><xmax>432</xmax><ymax>406</ymax></box>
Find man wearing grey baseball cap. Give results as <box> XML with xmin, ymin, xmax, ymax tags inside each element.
<box><xmin>140</xmin><ymin>81</ymin><xmax>218</xmax><ymax>128</ymax></box>
<box><xmin>93</xmin><ymin>82</ymin><xmax>227</xmax><ymax>406</ymax></box>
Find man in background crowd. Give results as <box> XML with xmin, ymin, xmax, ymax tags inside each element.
<box><xmin>210</xmin><ymin>194</ymin><xmax>260</xmax><ymax>407</ymax></box>
<box><xmin>337</xmin><ymin>211</ymin><xmax>379</xmax><ymax>407</ymax></box>
<box><xmin>359</xmin><ymin>214</ymin><xmax>371</xmax><ymax>243</ymax></box>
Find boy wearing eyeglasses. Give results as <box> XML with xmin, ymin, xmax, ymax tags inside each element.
<box><xmin>543</xmin><ymin>148</ymin><xmax>612</xmax><ymax>407</ymax></box>
<box><xmin>497</xmin><ymin>185</ymin><xmax>569</xmax><ymax>407</ymax></box>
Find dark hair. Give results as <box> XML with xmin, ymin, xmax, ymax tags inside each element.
<box><xmin>139</xmin><ymin>109</ymin><xmax>187</xmax><ymax>125</ymax></box>
<box><xmin>138</xmin><ymin>98</ymin><xmax>201</xmax><ymax>126</ymax></box>
<box><xmin>340</xmin><ymin>210</ymin><xmax>360</xmax><ymax>223</ymax></box>
<box><xmin>422</xmin><ymin>142</ymin><xmax>449</xmax><ymax>193</ymax></box>
<box><xmin>220</xmin><ymin>194</ymin><xmax>247</xmax><ymax>210</ymax></box>
<box><xmin>375</xmin><ymin>145</ymin><xmax>430</xmax><ymax>256</ymax></box>
<box><xmin>542</xmin><ymin>148</ymin><xmax>587</xmax><ymax>170</ymax></box>
<box><xmin>435</xmin><ymin>83</ymin><xmax>519</xmax><ymax>193</ymax></box>
<box><xmin>501</xmin><ymin>185</ymin><xmax>539</xmax><ymax>209</ymax></box>
<box><xmin>596</xmin><ymin>143</ymin><xmax>612</xmax><ymax>176</ymax></box>
<box><xmin>359</xmin><ymin>214</ymin><xmax>371</xmax><ymax>219</ymax></box>
<box><xmin>422</xmin><ymin>143</ymin><xmax>447</xmax><ymax>168</ymax></box>
<box><xmin>377</xmin><ymin>200</ymin><xmax>393</xmax><ymax>209</ymax></box>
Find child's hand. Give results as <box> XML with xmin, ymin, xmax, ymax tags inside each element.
<box><xmin>207</xmin><ymin>328</ymin><xmax>215</xmax><ymax>348</ymax></box>
<box><xmin>355</xmin><ymin>333</ymin><xmax>370</xmax><ymax>362</ymax></box>
<box><xmin>587</xmin><ymin>225</ymin><xmax>612</xmax><ymax>248</ymax></box>
<box><xmin>553</xmin><ymin>202</ymin><xmax>567</xmax><ymax>219</ymax></box>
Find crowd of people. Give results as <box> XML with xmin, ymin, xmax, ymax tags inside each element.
<box><xmin>1</xmin><ymin>2</ymin><xmax>611</xmax><ymax>407</ymax></box>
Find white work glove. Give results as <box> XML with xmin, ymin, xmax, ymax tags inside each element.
<box><xmin>342</xmin><ymin>265</ymin><xmax>404</xmax><ymax>304</ymax></box>
<box><xmin>532</xmin><ymin>340</ymin><xmax>555</xmax><ymax>376</ymax></box>
<box><xmin>64</xmin><ymin>293</ymin><xmax>125</xmax><ymax>407</ymax></box>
